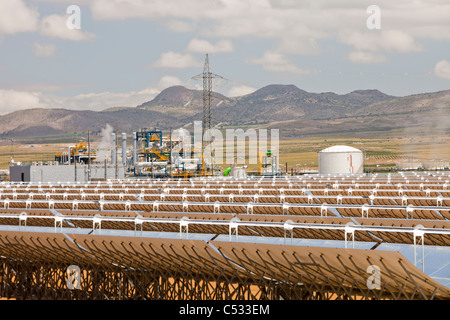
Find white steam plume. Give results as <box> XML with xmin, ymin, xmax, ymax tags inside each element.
<box><xmin>96</xmin><ymin>124</ymin><xmax>114</xmax><ymax>162</ymax></box>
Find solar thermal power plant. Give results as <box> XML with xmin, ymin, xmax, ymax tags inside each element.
<box><xmin>0</xmin><ymin>172</ymin><xmax>449</xmax><ymax>300</ymax></box>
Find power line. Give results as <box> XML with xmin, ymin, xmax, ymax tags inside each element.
<box><xmin>191</xmin><ymin>53</ymin><xmax>226</xmax><ymax>174</ymax></box>
<box><xmin>191</xmin><ymin>53</ymin><xmax>226</xmax><ymax>134</ymax></box>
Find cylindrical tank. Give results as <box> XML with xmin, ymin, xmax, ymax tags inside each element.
<box><xmin>229</xmin><ymin>167</ymin><xmax>247</xmax><ymax>178</ymax></box>
<box><xmin>132</xmin><ymin>132</ymin><xmax>137</xmax><ymax>165</ymax></box>
<box><xmin>318</xmin><ymin>145</ymin><xmax>364</xmax><ymax>174</ymax></box>
<box><xmin>122</xmin><ymin>132</ymin><xmax>127</xmax><ymax>166</ymax></box>
<box><xmin>111</xmin><ymin>132</ymin><xmax>116</xmax><ymax>165</ymax></box>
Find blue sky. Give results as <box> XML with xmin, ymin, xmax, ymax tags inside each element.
<box><xmin>0</xmin><ymin>0</ymin><xmax>449</xmax><ymax>114</ymax></box>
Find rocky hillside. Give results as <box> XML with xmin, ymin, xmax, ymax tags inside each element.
<box><xmin>0</xmin><ymin>84</ymin><xmax>448</xmax><ymax>139</ymax></box>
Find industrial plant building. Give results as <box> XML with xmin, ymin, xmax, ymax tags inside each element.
<box><xmin>10</xmin><ymin>162</ymin><xmax>124</xmax><ymax>183</ymax></box>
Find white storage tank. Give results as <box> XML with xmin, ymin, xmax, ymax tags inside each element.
<box><xmin>318</xmin><ymin>145</ymin><xmax>364</xmax><ymax>174</ymax></box>
<box><xmin>229</xmin><ymin>166</ymin><xmax>248</xmax><ymax>178</ymax></box>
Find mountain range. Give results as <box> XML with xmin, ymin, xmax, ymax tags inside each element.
<box><xmin>0</xmin><ymin>84</ymin><xmax>449</xmax><ymax>139</ymax></box>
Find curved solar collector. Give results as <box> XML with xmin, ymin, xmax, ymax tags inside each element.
<box><xmin>0</xmin><ymin>172</ymin><xmax>449</xmax><ymax>300</ymax></box>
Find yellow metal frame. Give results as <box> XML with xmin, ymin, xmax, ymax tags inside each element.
<box><xmin>55</xmin><ymin>141</ymin><xmax>96</xmax><ymax>161</ymax></box>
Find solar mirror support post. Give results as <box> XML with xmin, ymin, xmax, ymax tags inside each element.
<box><xmin>54</xmin><ymin>215</ymin><xmax>63</xmax><ymax>233</ymax></box>
<box><xmin>93</xmin><ymin>214</ymin><xmax>102</xmax><ymax>234</ymax></box>
<box><xmin>229</xmin><ymin>217</ymin><xmax>239</xmax><ymax>242</ymax></box>
<box><xmin>180</xmin><ymin>216</ymin><xmax>189</xmax><ymax>239</ymax></box>
<box><xmin>134</xmin><ymin>216</ymin><xmax>143</xmax><ymax>236</ymax></box>
<box><xmin>284</xmin><ymin>220</ymin><xmax>294</xmax><ymax>245</ymax></box>
<box><xmin>19</xmin><ymin>211</ymin><xmax>27</xmax><ymax>229</ymax></box>
<box><xmin>414</xmin><ymin>225</ymin><xmax>425</xmax><ymax>272</ymax></box>
<box><xmin>345</xmin><ymin>222</ymin><xmax>355</xmax><ymax>249</ymax></box>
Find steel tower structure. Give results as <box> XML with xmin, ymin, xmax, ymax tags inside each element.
<box><xmin>202</xmin><ymin>53</ymin><xmax>213</xmax><ymax>135</ymax></box>
<box><xmin>191</xmin><ymin>53</ymin><xmax>225</xmax><ymax>174</ymax></box>
<box><xmin>192</xmin><ymin>53</ymin><xmax>224</xmax><ymax>136</ymax></box>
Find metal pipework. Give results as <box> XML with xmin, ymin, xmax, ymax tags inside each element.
<box><xmin>132</xmin><ymin>132</ymin><xmax>137</xmax><ymax>166</ymax></box>
<box><xmin>122</xmin><ymin>132</ymin><xmax>127</xmax><ymax>167</ymax></box>
<box><xmin>111</xmin><ymin>132</ymin><xmax>116</xmax><ymax>165</ymax></box>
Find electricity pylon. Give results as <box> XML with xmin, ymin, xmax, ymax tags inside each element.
<box><xmin>191</xmin><ymin>53</ymin><xmax>225</xmax><ymax>174</ymax></box>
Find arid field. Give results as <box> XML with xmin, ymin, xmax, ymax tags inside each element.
<box><xmin>1</xmin><ymin>133</ymin><xmax>448</xmax><ymax>173</ymax></box>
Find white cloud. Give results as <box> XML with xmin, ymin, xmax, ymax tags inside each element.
<box><xmin>86</xmin><ymin>0</ymin><xmax>450</xmax><ymax>62</ymax></box>
<box><xmin>61</xmin><ymin>87</ymin><xmax>159</xmax><ymax>110</ymax></box>
<box><xmin>34</xmin><ymin>43</ymin><xmax>56</xmax><ymax>57</ymax></box>
<box><xmin>348</xmin><ymin>51</ymin><xmax>387</xmax><ymax>64</ymax></box>
<box><xmin>187</xmin><ymin>38</ymin><xmax>233</xmax><ymax>53</ymax></box>
<box><xmin>90</xmin><ymin>0</ymin><xmax>223</xmax><ymax>21</ymax></box>
<box><xmin>341</xmin><ymin>30</ymin><xmax>422</xmax><ymax>54</ymax></box>
<box><xmin>156</xmin><ymin>75</ymin><xmax>184</xmax><ymax>90</ymax></box>
<box><xmin>339</xmin><ymin>29</ymin><xmax>423</xmax><ymax>64</ymax></box>
<box><xmin>0</xmin><ymin>87</ymin><xmax>160</xmax><ymax>115</ymax></box>
<box><xmin>276</xmin><ymin>36</ymin><xmax>321</xmax><ymax>55</ymax></box>
<box><xmin>4</xmin><ymin>83</ymin><xmax>73</xmax><ymax>93</ymax></box>
<box><xmin>0</xmin><ymin>1</ymin><xmax>95</xmax><ymax>41</ymax></box>
<box><xmin>0</xmin><ymin>0</ymin><xmax>40</xmax><ymax>35</ymax></box>
<box><xmin>164</xmin><ymin>20</ymin><xmax>196</xmax><ymax>33</ymax></box>
<box><xmin>248</xmin><ymin>51</ymin><xmax>315</xmax><ymax>74</ymax></box>
<box><xmin>227</xmin><ymin>85</ymin><xmax>256</xmax><ymax>97</ymax></box>
<box><xmin>152</xmin><ymin>51</ymin><xmax>202</xmax><ymax>69</ymax></box>
<box><xmin>382</xmin><ymin>30</ymin><xmax>423</xmax><ymax>53</ymax></box>
<box><xmin>0</xmin><ymin>89</ymin><xmax>44</xmax><ymax>114</ymax></box>
<box><xmin>0</xmin><ymin>75</ymin><xmax>188</xmax><ymax>114</ymax></box>
<box><xmin>40</xmin><ymin>14</ymin><xmax>95</xmax><ymax>41</ymax></box>
<box><xmin>434</xmin><ymin>60</ymin><xmax>450</xmax><ymax>80</ymax></box>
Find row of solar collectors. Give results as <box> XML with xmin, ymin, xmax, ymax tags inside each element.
<box><xmin>0</xmin><ymin>192</ymin><xmax>448</xmax><ymax>205</ymax></box>
<box><xmin>1</xmin><ymin>177</ymin><xmax>449</xmax><ymax>194</ymax></box>
<box><xmin>0</xmin><ymin>196</ymin><xmax>448</xmax><ymax>217</ymax></box>
<box><xmin>2</xmin><ymin>178</ymin><xmax>448</xmax><ymax>188</ymax></box>
<box><xmin>1</xmin><ymin>179</ymin><xmax>449</xmax><ymax>197</ymax></box>
<box><xmin>0</xmin><ymin>176</ymin><xmax>448</xmax><ymax>223</ymax></box>
<box><xmin>1</xmin><ymin>171</ymin><xmax>449</xmax><ymax>186</ymax></box>
<box><xmin>0</xmin><ymin>176</ymin><xmax>448</xmax><ymax>215</ymax></box>
<box><xmin>0</xmin><ymin>230</ymin><xmax>448</xmax><ymax>299</ymax></box>
<box><xmin>0</xmin><ymin>207</ymin><xmax>449</xmax><ymax>246</ymax></box>
<box><xmin>1</xmin><ymin>185</ymin><xmax>449</xmax><ymax>196</ymax></box>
